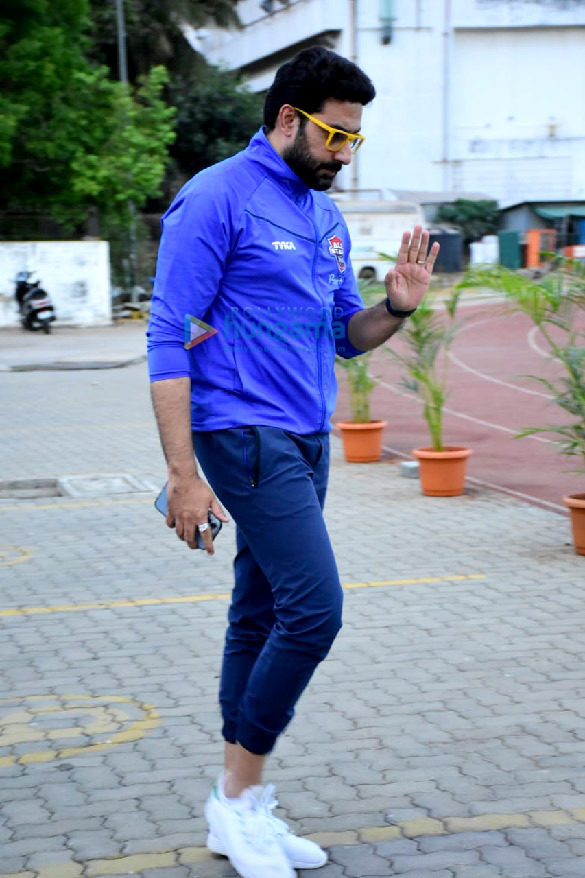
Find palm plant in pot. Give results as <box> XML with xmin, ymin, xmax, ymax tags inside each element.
<box><xmin>458</xmin><ymin>256</ymin><xmax>585</xmax><ymax>554</ymax></box>
<box><xmin>389</xmin><ymin>290</ymin><xmax>471</xmax><ymax>496</ymax></box>
<box><xmin>336</xmin><ymin>281</ymin><xmax>387</xmax><ymax>462</ymax></box>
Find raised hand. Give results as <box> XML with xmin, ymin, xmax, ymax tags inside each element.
<box><xmin>384</xmin><ymin>226</ymin><xmax>440</xmax><ymax>314</ymax></box>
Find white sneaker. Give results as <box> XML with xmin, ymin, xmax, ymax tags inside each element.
<box><xmin>205</xmin><ymin>779</ymin><xmax>295</xmax><ymax>878</ymax></box>
<box><xmin>208</xmin><ymin>782</ymin><xmax>327</xmax><ymax>871</ymax></box>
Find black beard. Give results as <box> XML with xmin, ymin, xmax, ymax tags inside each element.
<box><xmin>282</xmin><ymin>130</ymin><xmax>343</xmax><ymax>191</ymax></box>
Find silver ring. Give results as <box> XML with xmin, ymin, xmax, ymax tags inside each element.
<box><xmin>416</xmin><ymin>259</ymin><xmax>426</xmax><ymax>264</ymax></box>
<box><xmin>197</xmin><ymin>522</ymin><xmax>210</xmax><ymax>533</ymax></box>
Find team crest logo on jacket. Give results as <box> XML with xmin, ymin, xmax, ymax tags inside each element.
<box><xmin>328</xmin><ymin>235</ymin><xmax>345</xmax><ymax>272</ymax></box>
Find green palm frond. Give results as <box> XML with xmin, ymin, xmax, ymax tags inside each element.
<box><xmin>458</xmin><ymin>257</ymin><xmax>585</xmax><ymax>475</ymax></box>
<box><xmin>386</xmin><ymin>290</ymin><xmax>463</xmax><ymax>451</ymax></box>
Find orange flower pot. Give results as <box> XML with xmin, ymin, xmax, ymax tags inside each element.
<box><xmin>563</xmin><ymin>493</ymin><xmax>585</xmax><ymax>556</ymax></box>
<box><xmin>412</xmin><ymin>446</ymin><xmax>472</xmax><ymax>497</ymax></box>
<box><xmin>336</xmin><ymin>420</ymin><xmax>387</xmax><ymax>463</ymax></box>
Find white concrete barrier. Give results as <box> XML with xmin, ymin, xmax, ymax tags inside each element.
<box><xmin>0</xmin><ymin>241</ymin><xmax>111</xmax><ymax>327</ymax></box>
<box><xmin>470</xmin><ymin>235</ymin><xmax>499</xmax><ymax>265</ymax></box>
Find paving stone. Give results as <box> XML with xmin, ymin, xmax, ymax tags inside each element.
<box><xmin>24</xmin><ymin>849</ymin><xmax>78</xmax><ymax>869</ymax></box>
<box><xmin>298</xmin><ymin>866</ymin><xmax>346</xmax><ymax>878</ymax></box>
<box><xmin>0</xmin><ymin>837</ymin><xmax>68</xmax><ymax>858</ymax></box>
<box><xmin>66</xmin><ymin>829</ymin><xmax>121</xmax><ymax>860</ymax></box>
<box><xmin>38</xmin><ymin>785</ymin><xmax>87</xmax><ymax>808</ymax></box>
<box><xmin>418</xmin><ymin>830</ymin><xmax>507</xmax><ymax>852</ymax></box>
<box><xmin>1</xmin><ymin>800</ymin><xmax>50</xmax><ymax>824</ymax></box>
<box><xmin>12</xmin><ymin>819</ymin><xmax>102</xmax><ymax>840</ymax></box>
<box><xmin>134</xmin><ymin>869</ymin><xmax>192</xmax><ymax>878</ymax></box>
<box><xmin>105</xmin><ymin>811</ymin><xmax>159</xmax><ymax>840</ymax></box>
<box><xmin>329</xmin><ymin>842</ymin><xmax>393</xmax><ymax>876</ymax></box>
<box><xmin>450</xmin><ymin>869</ymin><xmax>503</xmax><ymax>877</ymax></box>
<box><xmin>86</xmin><ymin>783</ymin><xmax>170</xmax><ymax>803</ymax></box>
<box><xmin>381</xmin><ymin>872</ymin><xmax>453</xmax><ymax>878</ymax></box>
<box><xmin>371</xmin><ymin>838</ymin><xmax>419</xmax><ymax>856</ymax></box>
<box><xmin>386</xmin><ymin>850</ymin><xmax>480</xmax><ymax>872</ymax></box>
<box><xmin>122</xmin><ymin>834</ymin><xmax>206</xmax><ymax>856</ymax></box>
<box><xmin>0</xmin><ymin>859</ymin><xmax>32</xmax><ymax>874</ymax></box>
<box><xmin>478</xmin><ymin>843</ymin><xmax>548</xmax><ymax>876</ymax></box>
<box><xmin>505</xmin><ymin>827</ymin><xmax>575</xmax><ymax>858</ymax></box>
<box><xmin>536</xmin><ymin>861</ymin><xmax>585</xmax><ymax>878</ymax></box>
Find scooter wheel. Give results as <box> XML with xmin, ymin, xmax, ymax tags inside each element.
<box><xmin>42</xmin><ymin>320</ymin><xmax>51</xmax><ymax>334</ymax></box>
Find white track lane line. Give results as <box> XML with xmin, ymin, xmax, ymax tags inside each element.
<box><xmin>375</xmin><ymin>378</ymin><xmax>552</xmax><ymax>445</ymax></box>
<box><xmin>527</xmin><ymin>324</ymin><xmax>554</xmax><ymax>360</ymax></box>
<box><xmin>447</xmin><ymin>310</ymin><xmax>551</xmax><ymax>399</ymax></box>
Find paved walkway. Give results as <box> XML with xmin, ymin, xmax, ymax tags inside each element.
<box><xmin>1</xmin><ymin>323</ymin><xmax>584</xmax><ymax>878</ymax></box>
<box><xmin>0</xmin><ymin>324</ymin><xmax>146</xmax><ymax>371</ymax></box>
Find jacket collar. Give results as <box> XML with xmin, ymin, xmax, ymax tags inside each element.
<box><xmin>247</xmin><ymin>127</ymin><xmax>312</xmax><ymax>198</ymax></box>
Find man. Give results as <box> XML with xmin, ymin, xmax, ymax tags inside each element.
<box><xmin>147</xmin><ymin>46</ymin><xmax>439</xmax><ymax>878</ymax></box>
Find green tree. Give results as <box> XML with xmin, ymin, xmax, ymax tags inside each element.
<box><xmin>88</xmin><ymin>0</ymin><xmax>259</xmax><ymax>190</ymax></box>
<box><xmin>89</xmin><ymin>0</ymin><xmax>239</xmax><ymax>81</ymax></box>
<box><xmin>168</xmin><ymin>65</ymin><xmax>263</xmax><ymax>181</ymax></box>
<box><xmin>0</xmin><ymin>1</ymin><xmax>176</xmax><ymax>232</ymax></box>
<box><xmin>436</xmin><ymin>199</ymin><xmax>500</xmax><ymax>245</ymax></box>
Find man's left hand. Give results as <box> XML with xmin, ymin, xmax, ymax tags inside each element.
<box><xmin>384</xmin><ymin>226</ymin><xmax>440</xmax><ymax>314</ymax></box>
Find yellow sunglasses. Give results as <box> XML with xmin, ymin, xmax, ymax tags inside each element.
<box><xmin>292</xmin><ymin>107</ymin><xmax>365</xmax><ymax>153</ymax></box>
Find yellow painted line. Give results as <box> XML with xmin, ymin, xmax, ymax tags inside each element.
<box><xmin>0</xmin><ymin>575</ymin><xmax>485</xmax><ymax>619</ymax></box>
<box><xmin>0</xmin><ymin>593</ymin><xmax>231</xmax><ymax>618</ymax></box>
<box><xmin>0</xmin><ymin>695</ymin><xmax>160</xmax><ymax>767</ymax></box>
<box><xmin>0</xmin><ymin>546</ymin><xmax>31</xmax><ymax>567</ymax></box>
<box><xmin>344</xmin><ymin>574</ymin><xmax>485</xmax><ymax>590</ymax></box>
<box><xmin>1</xmin><ymin>807</ymin><xmax>583</xmax><ymax>877</ymax></box>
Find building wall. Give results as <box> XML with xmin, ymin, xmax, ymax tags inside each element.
<box><xmin>186</xmin><ymin>0</ymin><xmax>585</xmax><ymax>206</ymax></box>
<box><xmin>0</xmin><ymin>241</ymin><xmax>111</xmax><ymax>328</ymax></box>
<box><xmin>449</xmin><ymin>26</ymin><xmax>585</xmax><ymax>204</ymax></box>
<box><xmin>499</xmin><ymin>205</ymin><xmax>546</xmax><ymax>233</ymax></box>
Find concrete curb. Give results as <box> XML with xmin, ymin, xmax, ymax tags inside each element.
<box><xmin>6</xmin><ymin>355</ymin><xmax>146</xmax><ymax>372</ymax></box>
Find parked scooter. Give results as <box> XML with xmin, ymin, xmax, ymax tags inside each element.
<box><xmin>14</xmin><ymin>271</ymin><xmax>56</xmax><ymax>333</ymax></box>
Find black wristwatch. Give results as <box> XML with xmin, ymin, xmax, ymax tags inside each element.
<box><xmin>385</xmin><ymin>298</ymin><xmax>416</xmax><ymax>319</ymax></box>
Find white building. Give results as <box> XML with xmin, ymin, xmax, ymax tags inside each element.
<box><xmin>186</xmin><ymin>0</ymin><xmax>585</xmax><ymax>208</ymax></box>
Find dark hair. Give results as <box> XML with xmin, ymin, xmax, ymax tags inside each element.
<box><xmin>263</xmin><ymin>47</ymin><xmax>376</xmax><ymax>129</ymax></box>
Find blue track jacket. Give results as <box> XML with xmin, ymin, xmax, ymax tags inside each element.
<box><xmin>147</xmin><ymin>127</ymin><xmax>365</xmax><ymax>434</ymax></box>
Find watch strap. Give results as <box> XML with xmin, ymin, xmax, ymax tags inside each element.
<box><xmin>385</xmin><ymin>298</ymin><xmax>416</xmax><ymax>319</ymax></box>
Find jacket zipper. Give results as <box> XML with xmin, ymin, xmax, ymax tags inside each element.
<box><xmin>311</xmin><ymin>221</ymin><xmax>326</xmax><ymax>433</ymax></box>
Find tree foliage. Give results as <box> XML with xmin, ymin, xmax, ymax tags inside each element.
<box><xmin>458</xmin><ymin>259</ymin><xmax>585</xmax><ymax>472</ymax></box>
<box><xmin>88</xmin><ymin>0</ymin><xmax>260</xmax><ymax>188</ymax></box>
<box><xmin>0</xmin><ymin>1</ymin><xmax>176</xmax><ymax>230</ymax></box>
<box><xmin>1</xmin><ymin>0</ymin><xmax>261</xmax><ymax>238</ymax></box>
<box><xmin>436</xmin><ymin>199</ymin><xmax>499</xmax><ymax>244</ymax></box>
<box><xmin>168</xmin><ymin>66</ymin><xmax>262</xmax><ymax>181</ymax></box>
<box><xmin>89</xmin><ymin>0</ymin><xmax>239</xmax><ymax>81</ymax></box>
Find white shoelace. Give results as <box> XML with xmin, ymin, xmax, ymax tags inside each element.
<box><xmin>257</xmin><ymin>784</ymin><xmax>291</xmax><ymax>838</ymax></box>
<box><xmin>233</xmin><ymin>787</ymin><xmax>282</xmax><ymax>851</ymax></box>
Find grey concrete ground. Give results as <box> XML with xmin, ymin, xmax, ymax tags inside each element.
<box><xmin>1</xmin><ymin>323</ymin><xmax>585</xmax><ymax>878</ymax></box>
<box><xmin>0</xmin><ymin>324</ymin><xmax>146</xmax><ymax>371</ymax></box>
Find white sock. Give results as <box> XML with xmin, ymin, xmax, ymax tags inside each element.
<box><xmin>220</xmin><ymin>772</ymin><xmax>246</xmax><ymax>805</ymax></box>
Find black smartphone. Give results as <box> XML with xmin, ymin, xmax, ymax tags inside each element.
<box><xmin>154</xmin><ymin>483</ymin><xmax>222</xmax><ymax>549</ymax></box>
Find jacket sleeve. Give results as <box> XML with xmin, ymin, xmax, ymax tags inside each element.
<box><xmin>333</xmin><ymin>251</ymin><xmax>366</xmax><ymax>360</ymax></box>
<box><xmin>146</xmin><ymin>180</ymin><xmax>232</xmax><ymax>382</ymax></box>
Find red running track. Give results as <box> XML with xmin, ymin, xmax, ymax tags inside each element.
<box><xmin>333</xmin><ymin>301</ymin><xmax>585</xmax><ymax>511</ymax></box>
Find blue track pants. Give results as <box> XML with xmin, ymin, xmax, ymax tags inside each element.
<box><xmin>192</xmin><ymin>426</ymin><xmax>343</xmax><ymax>755</ymax></box>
